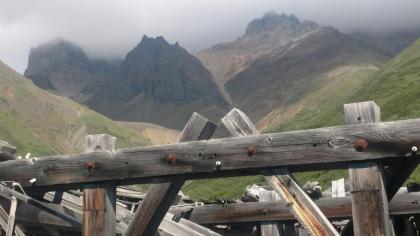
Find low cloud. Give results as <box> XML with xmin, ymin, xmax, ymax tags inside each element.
<box><xmin>1</xmin><ymin>0</ymin><xmax>420</xmax><ymax>72</ymax></box>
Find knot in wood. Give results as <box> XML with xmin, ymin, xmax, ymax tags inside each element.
<box><xmin>87</xmin><ymin>161</ymin><xmax>95</xmax><ymax>171</ymax></box>
<box><xmin>247</xmin><ymin>146</ymin><xmax>257</xmax><ymax>156</ymax></box>
<box><xmin>354</xmin><ymin>139</ymin><xmax>368</xmax><ymax>152</ymax></box>
<box><xmin>167</xmin><ymin>154</ymin><xmax>177</xmax><ymax>165</ymax></box>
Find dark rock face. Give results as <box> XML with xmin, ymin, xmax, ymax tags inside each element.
<box><xmin>25</xmin><ymin>36</ymin><xmax>227</xmax><ymax>129</ymax></box>
<box><xmin>24</xmin><ymin>38</ymin><xmax>111</xmax><ymax>100</ymax></box>
<box><xmin>113</xmin><ymin>36</ymin><xmax>224</xmax><ymax>103</ymax></box>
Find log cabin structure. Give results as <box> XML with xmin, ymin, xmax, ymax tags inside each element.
<box><xmin>0</xmin><ymin>101</ymin><xmax>420</xmax><ymax>235</ymax></box>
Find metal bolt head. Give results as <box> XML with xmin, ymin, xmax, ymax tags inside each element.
<box><xmin>412</xmin><ymin>146</ymin><xmax>418</xmax><ymax>153</ymax></box>
<box><xmin>87</xmin><ymin>161</ymin><xmax>95</xmax><ymax>171</ymax></box>
<box><xmin>215</xmin><ymin>161</ymin><xmax>222</xmax><ymax>167</ymax></box>
<box><xmin>247</xmin><ymin>146</ymin><xmax>257</xmax><ymax>156</ymax></box>
<box><xmin>167</xmin><ymin>154</ymin><xmax>177</xmax><ymax>165</ymax></box>
<box><xmin>354</xmin><ymin>139</ymin><xmax>368</xmax><ymax>152</ymax></box>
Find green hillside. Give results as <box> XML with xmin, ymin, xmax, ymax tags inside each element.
<box><xmin>183</xmin><ymin>39</ymin><xmax>420</xmax><ymax>201</ymax></box>
<box><xmin>0</xmin><ymin>60</ymin><xmax>150</xmax><ymax>156</ymax></box>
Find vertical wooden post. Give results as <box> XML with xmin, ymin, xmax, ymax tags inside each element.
<box><xmin>124</xmin><ymin>112</ymin><xmax>217</xmax><ymax>236</ymax></box>
<box><xmin>222</xmin><ymin>108</ymin><xmax>338</xmax><ymax>236</ymax></box>
<box><xmin>344</xmin><ymin>101</ymin><xmax>391</xmax><ymax>236</ymax></box>
<box><xmin>5</xmin><ymin>196</ymin><xmax>17</xmax><ymax>236</ymax></box>
<box><xmin>260</xmin><ymin>190</ymin><xmax>280</xmax><ymax>236</ymax></box>
<box><xmin>83</xmin><ymin>134</ymin><xmax>116</xmax><ymax>236</ymax></box>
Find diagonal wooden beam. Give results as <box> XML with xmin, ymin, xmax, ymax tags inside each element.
<box><xmin>1</xmin><ymin>117</ymin><xmax>420</xmax><ymax>189</ymax></box>
<box><xmin>83</xmin><ymin>134</ymin><xmax>117</xmax><ymax>236</ymax></box>
<box><xmin>6</xmin><ymin>196</ymin><xmax>17</xmax><ymax>236</ymax></box>
<box><xmin>124</xmin><ymin>112</ymin><xmax>217</xmax><ymax>236</ymax></box>
<box><xmin>0</xmin><ymin>204</ymin><xmax>25</xmax><ymax>236</ymax></box>
<box><xmin>0</xmin><ymin>183</ymin><xmax>81</xmax><ymax>227</ymax></box>
<box><xmin>222</xmin><ymin>108</ymin><xmax>338</xmax><ymax>236</ymax></box>
<box><xmin>344</xmin><ymin>101</ymin><xmax>391</xmax><ymax>236</ymax></box>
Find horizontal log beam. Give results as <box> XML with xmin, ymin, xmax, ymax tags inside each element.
<box><xmin>186</xmin><ymin>192</ymin><xmax>420</xmax><ymax>224</ymax></box>
<box><xmin>1</xmin><ymin>118</ymin><xmax>420</xmax><ymax>190</ymax></box>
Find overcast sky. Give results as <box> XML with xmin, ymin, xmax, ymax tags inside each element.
<box><xmin>1</xmin><ymin>0</ymin><xmax>420</xmax><ymax>73</ymax></box>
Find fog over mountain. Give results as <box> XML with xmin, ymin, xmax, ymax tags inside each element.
<box><xmin>1</xmin><ymin>0</ymin><xmax>420</xmax><ymax>72</ymax></box>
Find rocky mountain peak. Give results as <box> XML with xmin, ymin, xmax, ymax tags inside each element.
<box><xmin>245</xmin><ymin>11</ymin><xmax>313</xmax><ymax>36</ymax></box>
<box><xmin>25</xmin><ymin>38</ymin><xmax>91</xmax><ymax>75</ymax></box>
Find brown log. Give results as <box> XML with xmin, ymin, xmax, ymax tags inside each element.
<box><xmin>185</xmin><ymin>192</ymin><xmax>420</xmax><ymax>224</ymax></box>
<box><xmin>83</xmin><ymin>134</ymin><xmax>116</xmax><ymax>236</ymax></box>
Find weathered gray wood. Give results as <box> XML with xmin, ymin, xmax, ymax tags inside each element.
<box><xmin>1</xmin><ymin>117</ymin><xmax>420</xmax><ymax>189</ymax></box>
<box><xmin>0</xmin><ymin>140</ymin><xmax>16</xmax><ymax>162</ymax></box>
<box><xmin>344</xmin><ymin>101</ymin><xmax>391</xmax><ymax>236</ymax></box>
<box><xmin>184</xmin><ymin>192</ymin><xmax>420</xmax><ymax>224</ymax></box>
<box><xmin>0</xmin><ymin>198</ymin><xmax>81</xmax><ymax>231</ymax></box>
<box><xmin>83</xmin><ymin>134</ymin><xmax>116</xmax><ymax>236</ymax></box>
<box><xmin>259</xmin><ymin>190</ymin><xmax>280</xmax><ymax>236</ymax></box>
<box><xmin>0</xmin><ymin>205</ymin><xmax>25</xmax><ymax>236</ymax></box>
<box><xmin>6</xmin><ymin>196</ymin><xmax>17</xmax><ymax>236</ymax></box>
<box><xmin>124</xmin><ymin>112</ymin><xmax>217</xmax><ymax>236</ymax></box>
<box><xmin>0</xmin><ymin>183</ymin><xmax>81</xmax><ymax>227</ymax></box>
<box><xmin>222</xmin><ymin>108</ymin><xmax>338</xmax><ymax>236</ymax></box>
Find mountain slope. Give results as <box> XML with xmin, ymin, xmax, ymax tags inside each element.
<box><xmin>197</xmin><ymin>12</ymin><xmax>321</xmax><ymax>102</ymax></box>
<box><xmin>0</xmin><ymin>60</ymin><xmax>150</xmax><ymax>156</ymax></box>
<box><xmin>226</xmin><ymin>27</ymin><xmax>387</xmax><ymax>123</ymax></box>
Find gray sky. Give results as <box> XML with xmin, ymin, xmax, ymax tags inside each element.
<box><xmin>1</xmin><ymin>0</ymin><xmax>420</xmax><ymax>73</ymax></box>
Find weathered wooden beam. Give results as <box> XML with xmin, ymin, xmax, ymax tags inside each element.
<box><xmin>184</xmin><ymin>192</ymin><xmax>420</xmax><ymax>224</ymax></box>
<box><xmin>0</xmin><ymin>204</ymin><xmax>25</xmax><ymax>236</ymax></box>
<box><xmin>83</xmin><ymin>134</ymin><xmax>117</xmax><ymax>236</ymax></box>
<box><xmin>0</xmin><ymin>184</ymin><xmax>81</xmax><ymax>227</ymax></box>
<box><xmin>125</xmin><ymin>112</ymin><xmax>217</xmax><ymax>236</ymax></box>
<box><xmin>6</xmin><ymin>196</ymin><xmax>17</xmax><ymax>236</ymax></box>
<box><xmin>0</xmin><ymin>140</ymin><xmax>16</xmax><ymax>162</ymax></box>
<box><xmin>344</xmin><ymin>101</ymin><xmax>391</xmax><ymax>236</ymax></box>
<box><xmin>259</xmin><ymin>190</ymin><xmax>280</xmax><ymax>236</ymax></box>
<box><xmin>0</xmin><ymin>198</ymin><xmax>81</xmax><ymax>231</ymax></box>
<box><xmin>222</xmin><ymin>108</ymin><xmax>338</xmax><ymax>236</ymax></box>
<box><xmin>1</xmin><ymin>117</ymin><xmax>420</xmax><ymax>190</ymax></box>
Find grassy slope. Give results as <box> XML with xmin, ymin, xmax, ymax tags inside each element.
<box><xmin>183</xmin><ymin>39</ymin><xmax>420</xmax><ymax>201</ymax></box>
<box><xmin>265</xmin><ymin>39</ymin><xmax>420</xmax><ymax>189</ymax></box>
<box><xmin>0</xmin><ymin>60</ymin><xmax>150</xmax><ymax>156</ymax></box>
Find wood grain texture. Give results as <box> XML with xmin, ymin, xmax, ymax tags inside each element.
<box><xmin>0</xmin><ymin>204</ymin><xmax>25</xmax><ymax>236</ymax></box>
<box><xmin>260</xmin><ymin>190</ymin><xmax>280</xmax><ymax>236</ymax></box>
<box><xmin>345</xmin><ymin>101</ymin><xmax>391</xmax><ymax>236</ymax></box>
<box><xmin>6</xmin><ymin>196</ymin><xmax>17</xmax><ymax>236</ymax></box>
<box><xmin>185</xmin><ymin>192</ymin><xmax>420</xmax><ymax>224</ymax></box>
<box><xmin>0</xmin><ymin>183</ymin><xmax>81</xmax><ymax>227</ymax></box>
<box><xmin>83</xmin><ymin>134</ymin><xmax>116</xmax><ymax>236</ymax></box>
<box><xmin>1</xmin><ymin>118</ymin><xmax>420</xmax><ymax>190</ymax></box>
<box><xmin>223</xmin><ymin>108</ymin><xmax>338</xmax><ymax>236</ymax></box>
<box><xmin>124</xmin><ymin>112</ymin><xmax>216</xmax><ymax>236</ymax></box>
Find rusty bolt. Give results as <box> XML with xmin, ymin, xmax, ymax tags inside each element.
<box><xmin>247</xmin><ymin>146</ymin><xmax>257</xmax><ymax>156</ymax></box>
<box><xmin>87</xmin><ymin>161</ymin><xmax>95</xmax><ymax>171</ymax></box>
<box><xmin>167</xmin><ymin>154</ymin><xmax>177</xmax><ymax>165</ymax></box>
<box><xmin>354</xmin><ymin>139</ymin><xmax>368</xmax><ymax>152</ymax></box>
